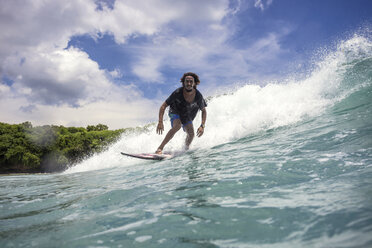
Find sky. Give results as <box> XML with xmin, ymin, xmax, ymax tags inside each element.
<box><xmin>0</xmin><ymin>0</ymin><xmax>371</xmax><ymax>129</ymax></box>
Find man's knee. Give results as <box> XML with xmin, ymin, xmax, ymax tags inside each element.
<box><xmin>184</xmin><ymin>124</ymin><xmax>194</xmax><ymax>137</ymax></box>
<box><xmin>187</xmin><ymin>132</ymin><xmax>194</xmax><ymax>140</ymax></box>
<box><xmin>172</xmin><ymin>119</ymin><xmax>182</xmax><ymax>131</ymax></box>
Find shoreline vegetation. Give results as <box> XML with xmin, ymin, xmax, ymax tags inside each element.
<box><xmin>0</xmin><ymin>122</ymin><xmax>153</xmax><ymax>174</ymax></box>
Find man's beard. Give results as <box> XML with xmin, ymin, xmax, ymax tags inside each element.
<box><xmin>183</xmin><ymin>83</ymin><xmax>194</xmax><ymax>92</ymax></box>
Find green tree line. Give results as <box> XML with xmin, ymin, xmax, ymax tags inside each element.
<box><xmin>0</xmin><ymin>122</ymin><xmax>149</xmax><ymax>173</ymax></box>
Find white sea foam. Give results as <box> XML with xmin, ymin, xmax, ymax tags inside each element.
<box><xmin>135</xmin><ymin>235</ymin><xmax>152</xmax><ymax>243</ymax></box>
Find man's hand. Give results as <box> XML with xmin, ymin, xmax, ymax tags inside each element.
<box><xmin>197</xmin><ymin>126</ymin><xmax>204</xmax><ymax>137</ymax></box>
<box><xmin>156</xmin><ymin>122</ymin><xmax>164</xmax><ymax>135</ymax></box>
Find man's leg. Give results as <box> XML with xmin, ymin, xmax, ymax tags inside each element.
<box><xmin>183</xmin><ymin>123</ymin><xmax>195</xmax><ymax>150</ymax></box>
<box><xmin>156</xmin><ymin>119</ymin><xmax>182</xmax><ymax>154</ymax></box>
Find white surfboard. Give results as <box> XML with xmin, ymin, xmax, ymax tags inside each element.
<box><xmin>120</xmin><ymin>152</ymin><xmax>173</xmax><ymax>160</ymax></box>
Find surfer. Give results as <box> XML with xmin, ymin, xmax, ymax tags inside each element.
<box><xmin>155</xmin><ymin>72</ymin><xmax>207</xmax><ymax>154</ymax></box>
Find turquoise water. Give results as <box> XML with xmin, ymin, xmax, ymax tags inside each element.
<box><xmin>1</xmin><ymin>35</ymin><xmax>372</xmax><ymax>247</ymax></box>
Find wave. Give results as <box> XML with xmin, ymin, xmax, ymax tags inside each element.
<box><xmin>65</xmin><ymin>34</ymin><xmax>372</xmax><ymax>174</ymax></box>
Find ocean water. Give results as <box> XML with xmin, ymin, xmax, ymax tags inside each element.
<box><xmin>1</xmin><ymin>35</ymin><xmax>371</xmax><ymax>247</ymax></box>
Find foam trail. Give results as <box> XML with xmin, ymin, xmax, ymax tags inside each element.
<box><xmin>65</xmin><ymin>34</ymin><xmax>372</xmax><ymax>174</ymax></box>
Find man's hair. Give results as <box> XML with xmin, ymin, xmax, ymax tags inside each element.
<box><xmin>180</xmin><ymin>72</ymin><xmax>200</xmax><ymax>86</ymax></box>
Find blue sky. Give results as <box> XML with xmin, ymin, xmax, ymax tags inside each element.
<box><xmin>0</xmin><ymin>0</ymin><xmax>371</xmax><ymax>129</ymax></box>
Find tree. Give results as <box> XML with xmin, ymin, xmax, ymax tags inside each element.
<box><xmin>87</xmin><ymin>124</ymin><xmax>109</xmax><ymax>131</ymax></box>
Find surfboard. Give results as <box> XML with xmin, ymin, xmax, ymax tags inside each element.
<box><xmin>120</xmin><ymin>152</ymin><xmax>173</xmax><ymax>160</ymax></box>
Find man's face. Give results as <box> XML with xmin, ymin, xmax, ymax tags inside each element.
<box><xmin>184</xmin><ymin>76</ymin><xmax>195</xmax><ymax>91</ymax></box>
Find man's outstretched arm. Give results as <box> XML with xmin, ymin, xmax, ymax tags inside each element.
<box><xmin>156</xmin><ymin>102</ymin><xmax>168</xmax><ymax>135</ymax></box>
<box><xmin>197</xmin><ymin>108</ymin><xmax>207</xmax><ymax>137</ymax></box>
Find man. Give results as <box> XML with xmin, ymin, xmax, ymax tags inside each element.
<box><xmin>155</xmin><ymin>72</ymin><xmax>207</xmax><ymax>154</ymax></box>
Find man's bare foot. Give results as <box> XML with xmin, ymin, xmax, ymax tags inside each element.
<box><xmin>155</xmin><ymin>148</ymin><xmax>162</xmax><ymax>154</ymax></box>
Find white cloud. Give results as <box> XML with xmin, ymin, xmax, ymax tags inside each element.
<box><xmin>120</xmin><ymin>0</ymin><xmax>288</xmax><ymax>86</ymax></box>
<box><xmin>132</xmin><ymin>56</ymin><xmax>164</xmax><ymax>83</ymax></box>
<box><xmin>94</xmin><ymin>0</ymin><xmax>180</xmax><ymax>44</ymax></box>
<box><xmin>108</xmin><ymin>68</ymin><xmax>122</xmax><ymax>79</ymax></box>
<box><xmin>254</xmin><ymin>0</ymin><xmax>273</xmax><ymax>11</ymax></box>
<box><xmin>127</xmin><ymin>15</ymin><xmax>289</xmax><ymax>86</ymax></box>
<box><xmin>0</xmin><ymin>44</ymin><xmax>157</xmax><ymax>128</ymax></box>
<box><xmin>0</xmin><ymin>92</ymin><xmax>157</xmax><ymax>129</ymax></box>
<box><xmin>0</xmin><ymin>0</ymin><xmax>179</xmax><ymax>127</ymax></box>
<box><xmin>243</xmin><ymin>33</ymin><xmax>282</xmax><ymax>62</ymax></box>
<box><xmin>0</xmin><ymin>0</ymin><xmax>178</xmax><ymax>52</ymax></box>
<box><xmin>3</xmin><ymin>47</ymin><xmax>107</xmax><ymax>106</ymax></box>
